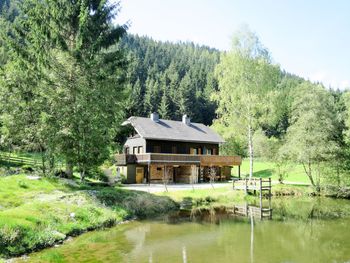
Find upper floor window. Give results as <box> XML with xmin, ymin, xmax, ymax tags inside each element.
<box><xmin>133</xmin><ymin>146</ymin><xmax>138</xmax><ymax>154</ymax></box>
<box><xmin>172</xmin><ymin>146</ymin><xmax>177</xmax><ymax>154</ymax></box>
<box><xmin>154</xmin><ymin>145</ymin><xmax>161</xmax><ymax>153</ymax></box>
<box><xmin>138</xmin><ymin>146</ymin><xmax>144</xmax><ymax>154</ymax></box>
<box><xmin>207</xmin><ymin>148</ymin><xmax>212</xmax><ymax>155</ymax></box>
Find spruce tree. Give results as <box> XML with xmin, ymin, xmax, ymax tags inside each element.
<box><xmin>0</xmin><ymin>0</ymin><xmax>127</xmax><ymax>179</ymax></box>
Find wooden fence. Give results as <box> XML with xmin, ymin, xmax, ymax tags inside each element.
<box><xmin>0</xmin><ymin>152</ymin><xmax>37</xmax><ymax>166</ymax></box>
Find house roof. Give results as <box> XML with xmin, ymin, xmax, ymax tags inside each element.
<box><xmin>122</xmin><ymin>117</ymin><xmax>225</xmax><ymax>144</ymax></box>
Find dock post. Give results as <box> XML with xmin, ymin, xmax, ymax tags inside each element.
<box><xmin>259</xmin><ymin>177</ymin><xmax>262</xmax><ymax>219</ymax></box>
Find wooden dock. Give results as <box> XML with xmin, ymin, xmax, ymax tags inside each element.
<box><xmin>232</xmin><ymin>204</ymin><xmax>272</xmax><ymax>220</ymax></box>
<box><xmin>232</xmin><ymin>177</ymin><xmax>273</xmax><ymax>219</ymax></box>
<box><xmin>233</xmin><ymin>177</ymin><xmax>272</xmax><ymax>193</ymax></box>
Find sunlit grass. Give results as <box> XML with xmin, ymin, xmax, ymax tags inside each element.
<box><xmin>0</xmin><ymin>174</ymin><xmax>177</xmax><ymax>258</ymax></box>
<box><xmin>239</xmin><ymin>159</ymin><xmax>310</xmax><ymax>184</ymax></box>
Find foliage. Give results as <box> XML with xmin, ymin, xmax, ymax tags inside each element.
<box><xmin>86</xmin><ymin>167</ymin><xmax>109</xmax><ymax>183</ymax></box>
<box><xmin>281</xmin><ymin>82</ymin><xmax>339</xmax><ymax>187</ymax></box>
<box><xmin>119</xmin><ymin>34</ymin><xmax>220</xmax><ymax>125</ymax></box>
<box><xmin>0</xmin><ymin>0</ymin><xmax>127</xmax><ymax>179</ymax></box>
<box><xmin>212</xmin><ymin>25</ymin><xmax>280</xmax><ymax>179</ymax></box>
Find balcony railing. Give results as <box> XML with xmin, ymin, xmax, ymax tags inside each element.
<box><xmin>200</xmin><ymin>155</ymin><xmax>241</xmax><ymax>166</ymax></box>
<box><xmin>115</xmin><ymin>153</ymin><xmax>242</xmax><ymax>166</ymax></box>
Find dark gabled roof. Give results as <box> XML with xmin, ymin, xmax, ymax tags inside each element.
<box><xmin>122</xmin><ymin>117</ymin><xmax>225</xmax><ymax>144</ymax></box>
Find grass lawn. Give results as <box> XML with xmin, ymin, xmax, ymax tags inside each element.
<box><xmin>238</xmin><ymin>159</ymin><xmax>310</xmax><ymax>184</ymax></box>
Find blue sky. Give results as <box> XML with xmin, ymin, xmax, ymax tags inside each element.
<box><xmin>117</xmin><ymin>0</ymin><xmax>350</xmax><ymax>89</ymax></box>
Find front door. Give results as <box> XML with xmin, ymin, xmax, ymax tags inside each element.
<box><xmin>136</xmin><ymin>167</ymin><xmax>144</xmax><ymax>184</ymax></box>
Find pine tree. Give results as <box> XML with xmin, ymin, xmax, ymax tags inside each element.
<box><xmin>159</xmin><ymin>88</ymin><xmax>170</xmax><ymax>119</ymax></box>
<box><xmin>0</xmin><ymin>0</ymin><xmax>127</xmax><ymax>179</ymax></box>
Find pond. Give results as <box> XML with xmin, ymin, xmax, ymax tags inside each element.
<box><xmin>15</xmin><ymin>197</ymin><xmax>350</xmax><ymax>263</ymax></box>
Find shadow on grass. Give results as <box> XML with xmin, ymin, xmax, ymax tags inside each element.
<box><xmin>253</xmin><ymin>169</ymin><xmax>273</xmax><ymax>178</ymax></box>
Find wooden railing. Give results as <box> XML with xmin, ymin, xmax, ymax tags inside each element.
<box><xmin>0</xmin><ymin>152</ymin><xmax>37</xmax><ymax>166</ymax></box>
<box><xmin>115</xmin><ymin>153</ymin><xmax>242</xmax><ymax>166</ymax></box>
<box><xmin>233</xmin><ymin>177</ymin><xmax>272</xmax><ymax>191</ymax></box>
<box><xmin>200</xmin><ymin>155</ymin><xmax>241</xmax><ymax>166</ymax></box>
<box><xmin>114</xmin><ymin>154</ymin><xmax>136</xmax><ymax>165</ymax></box>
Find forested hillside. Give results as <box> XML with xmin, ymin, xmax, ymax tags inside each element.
<box><xmin>1</xmin><ymin>0</ymin><xmax>350</xmax><ymax>189</ymax></box>
<box><xmin>119</xmin><ymin>35</ymin><xmax>220</xmax><ymax>125</ymax></box>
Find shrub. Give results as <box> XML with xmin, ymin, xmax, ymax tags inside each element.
<box><xmin>86</xmin><ymin>167</ymin><xmax>109</xmax><ymax>183</ymax></box>
<box><xmin>21</xmin><ymin>165</ymin><xmax>34</xmax><ymax>173</ymax></box>
<box><xmin>17</xmin><ymin>180</ymin><xmax>28</xmax><ymax>189</ymax></box>
<box><xmin>54</xmin><ymin>170</ymin><xmax>69</xmax><ymax>178</ymax></box>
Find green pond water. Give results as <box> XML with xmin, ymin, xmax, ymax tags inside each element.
<box><xmin>16</xmin><ymin>198</ymin><xmax>350</xmax><ymax>263</ymax></box>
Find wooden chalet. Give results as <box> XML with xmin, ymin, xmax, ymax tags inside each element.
<box><xmin>115</xmin><ymin>113</ymin><xmax>242</xmax><ymax>184</ymax></box>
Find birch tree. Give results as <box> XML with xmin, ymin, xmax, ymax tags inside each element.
<box><xmin>212</xmin><ymin>26</ymin><xmax>280</xmax><ymax>179</ymax></box>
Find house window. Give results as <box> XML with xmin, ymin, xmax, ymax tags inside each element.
<box><xmin>172</xmin><ymin>146</ymin><xmax>177</xmax><ymax>154</ymax></box>
<box><xmin>133</xmin><ymin>147</ymin><xmax>138</xmax><ymax>154</ymax></box>
<box><xmin>154</xmin><ymin>145</ymin><xmax>161</xmax><ymax>153</ymax></box>
<box><xmin>207</xmin><ymin>148</ymin><xmax>212</xmax><ymax>155</ymax></box>
<box><xmin>138</xmin><ymin>146</ymin><xmax>144</xmax><ymax>154</ymax></box>
<box><xmin>125</xmin><ymin>147</ymin><xmax>129</xmax><ymax>154</ymax></box>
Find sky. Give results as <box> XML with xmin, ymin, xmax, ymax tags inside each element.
<box><xmin>117</xmin><ymin>0</ymin><xmax>350</xmax><ymax>90</ymax></box>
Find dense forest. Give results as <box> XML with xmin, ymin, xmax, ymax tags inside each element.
<box><xmin>119</xmin><ymin>34</ymin><xmax>220</xmax><ymax>125</ymax></box>
<box><xmin>0</xmin><ymin>0</ymin><xmax>350</xmax><ymax>190</ymax></box>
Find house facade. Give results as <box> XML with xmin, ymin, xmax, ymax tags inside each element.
<box><xmin>115</xmin><ymin>113</ymin><xmax>241</xmax><ymax>184</ymax></box>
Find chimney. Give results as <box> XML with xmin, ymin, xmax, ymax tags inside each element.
<box><xmin>150</xmin><ymin>112</ymin><xmax>159</xmax><ymax>122</ymax></box>
<box><xmin>182</xmin><ymin>114</ymin><xmax>190</xmax><ymax>125</ymax></box>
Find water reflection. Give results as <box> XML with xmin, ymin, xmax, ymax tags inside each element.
<box><xmin>15</xmin><ymin>197</ymin><xmax>350</xmax><ymax>263</ymax></box>
<box><xmin>182</xmin><ymin>245</ymin><xmax>187</xmax><ymax>263</ymax></box>
<box><xmin>250</xmin><ymin>211</ymin><xmax>254</xmax><ymax>263</ymax></box>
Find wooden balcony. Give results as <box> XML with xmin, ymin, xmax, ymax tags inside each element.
<box><xmin>200</xmin><ymin>155</ymin><xmax>241</xmax><ymax>166</ymax></box>
<box><xmin>115</xmin><ymin>153</ymin><xmax>242</xmax><ymax>166</ymax></box>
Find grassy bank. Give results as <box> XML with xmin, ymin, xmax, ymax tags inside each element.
<box><xmin>239</xmin><ymin>159</ymin><xmax>310</xmax><ymax>184</ymax></box>
<box><xmin>0</xmin><ymin>175</ymin><xmax>178</xmax><ymax>259</ymax></box>
<box><xmin>157</xmin><ymin>183</ymin><xmax>315</xmax><ymax>209</ymax></box>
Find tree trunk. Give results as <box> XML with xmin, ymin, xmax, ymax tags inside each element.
<box><xmin>40</xmin><ymin>147</ymin><xmax>46</xmax><ymax>176</ymax></box>
<box><xmin>163</xmin><ymin>165</ymin><xmax>168</xmax><ymax>192</ymax></box>
<box><xmin>66</xmin><ymin>160</ymin><xmax>73</xmax><ymax>178</ymax></box>
<box><xmin>248</xmin><ymin>122</ymin><xmax>254</xmax><ymax>180</ymax></box>
<box><xmin>302</xmin><ymin>161</ymin><xmax>315</xmax><ymax>186</ymax></box>
<box><xmin>80</xmin><ymin>166</ymin><xmax>85</xmax><ymax>182</ymax></box>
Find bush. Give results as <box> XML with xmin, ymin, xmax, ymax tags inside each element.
<box><xmin>86</xmin><ymin>167</ymin><xmax>109</xmax><ymax>183</ymax></box>
<box><xmin>54</xmin><ymin>170</ymin><xmax>69</xmax><ymax>178</ymax></box>
<box><xmin>21</xmin><ymin>164</ymin><xmax>35</xmax><ymax>173</ymax></box>
<box><xmin>17</xmin><ymin>180</ymin><xmax>28</xmax><ymax>189</ymax></box>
